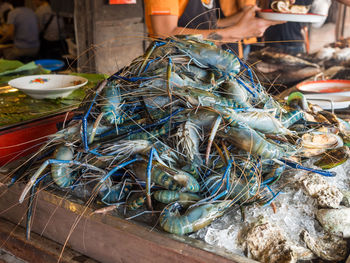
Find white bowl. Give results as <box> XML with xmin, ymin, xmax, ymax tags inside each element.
<box><xmin>8</xmin><ymin>74</ymin><xmax>88</xmax><ymax>99</ymax></box>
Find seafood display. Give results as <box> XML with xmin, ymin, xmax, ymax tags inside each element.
<box><xmin>310</xmin><ymin>37</ymin><xmax>350</xmax><ymax>70</ymax></box>
<box><xmin>248</xmin><ymin>48</ymin><xmax>321</xmax><ymax>92</ymax></box>
<box><xmin>191</xmin><ymin>163</ymin><xmax>350</xmax><ymax>263</ymax></box>
<box><xmin>271</xmin><ymin>1</ymin><xmax>310</xmax><ymax>14</ymax></box>
<box><xmin>4</xmin><ymin>35</ymin><xmax>350</xmax><ymax>262</ymax></box>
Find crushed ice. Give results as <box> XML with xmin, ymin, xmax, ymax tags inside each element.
<box><xmin>190</xmin><ymin>160</ymin><xmax>350</xmax><ymax>257</ymax></box>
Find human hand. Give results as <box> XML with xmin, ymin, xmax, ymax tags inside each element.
<box><xmin>224</xmin><ymin>6</ymin><xmax>285</xmax><ymax>39</ymax></box>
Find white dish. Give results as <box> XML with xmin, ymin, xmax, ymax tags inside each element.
<box><xmin>303</xmin><ymin>94</ymin><xmax>350</xmax><ymax>110</ymax></box>
<box><xmin>257</xmin><ymin>9</ymin><xmax>325</xmax><ymax>23</ymax></box>
<box><xmin>8</xmin><ymin>74</ymin><xmax>88</xmax><ymax>99</ymax></box>
<box><xmin>296</xmin><ymin>79</ymin><xmax>350</xmax><ymax>96</ymax></box>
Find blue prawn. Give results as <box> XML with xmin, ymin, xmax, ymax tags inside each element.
<box><xmin>171</xmin><ymin>37</ymin><xmax>240</xmax><ymax>78</ymax></box>
<box><xmin>219</xmin><ymin>123</ymin><xmax>294</xmax><ymax>159</ymax></box>
<box><xmin>132</xmin><ymin>161</ymin><xmax>200</xmax><ymax>193</ymax></box>
<box><xmin>159</xmin><ymin>200</ymin><xmax>232</xmax><ymax>235</ymax></box>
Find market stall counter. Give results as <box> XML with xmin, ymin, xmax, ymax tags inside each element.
<box><xmin>0</xmin><ymin>59</ymin><xmax>107</xmax><ymax>165</ymax></box>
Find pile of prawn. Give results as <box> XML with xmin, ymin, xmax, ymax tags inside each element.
<box><xmin>9</xmin><ymin>35</ymin><xmax>350</xmax><ymax>237</ymax></box>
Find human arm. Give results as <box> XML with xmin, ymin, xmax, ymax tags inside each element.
<box><xmin>216</xmin><ymin>5</ymin><xmax>252</xmax><ymax>28</ymax></box>
<box><xmin>151</xmin><ymin>14</ymin><xmax>241</xmax><ymax>40</ymax></box>
<box><xmin>150</xmin><ymin>6</ymin><xmax>284</xmax><ymax>41</ymax></box>
<box><xmin>335</xmin><ymin>0</ymin><xmax>350</xmax><ymax>5</ymax></box>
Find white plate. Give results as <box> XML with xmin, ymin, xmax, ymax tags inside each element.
<box><xmin>257</xmin><ymin>9</ymin><xmax>325</xmax><ymax>23</ymax></box>
<box><xmin>8</xmin><ymin>74</ymin><xmax>88</xmax><ymax>99</ymax></box>
<box><xmin>296</xmin><ymin>79</ymin><xmax>350</xmax><ymax>96</ymax></box>
<box><xmin>303</xmin><ymin>94</ymin><xmax>350</xmax><ymax>110</ymax></box>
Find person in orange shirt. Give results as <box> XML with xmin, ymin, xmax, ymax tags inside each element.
<box><xmin>219</xmin><ymin>0</ymin><xmax>256</xmax><ymax>17</ymax></box>
<box><xmin>218</xmin><ymin>0</ymin><xmax>257</xmax><ymax>57</ymax></box>
<box><xmin>144</xmin><ymin>0</ymin><xmax>283</xmax><ymax>42</ymax></box>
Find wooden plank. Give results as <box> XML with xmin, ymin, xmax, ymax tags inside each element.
<box><xmin>0</xmin><ymin>180</ymin><xmax>257</xmax><ymax>263</ymax></box>
<box><xmin>74</xmin><ymin>0</ymin><xmax>96</xmax><ymax>73</ymax></box>
<box><xmin>0</xmin><ymin>218</ymin><xmax>97</xmax><ymax>263</ymax></box>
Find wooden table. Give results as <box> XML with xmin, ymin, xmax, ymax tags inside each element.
<box><xmin>0</xmin><ymin>166</ymin><xmax>257</xmax><ymax>263</ymax></box>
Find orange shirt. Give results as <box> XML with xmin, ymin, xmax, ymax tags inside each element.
<box><xmin>219</xmin><ymin>0</ymin><xmax>257</xmax><ymax>44</ymax></box>
<box><xmin>144</xmin><ymin>0</ymin><xmax>189</xmax><ymax>36</ymax></box>
<box><xmin>219</xmin><ymin>0</ymin><xmax>256</xmax><ymax>17</ymax></box>
<box><xmin>144</xmin><ymin>0</ymin><xmax>257</xmax><ymax>44</ymax></box>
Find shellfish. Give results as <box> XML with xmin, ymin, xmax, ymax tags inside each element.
<box><xmin>271</xmin><ymin>1</ymin><xmax>310</xmax><ymax>14</ymax></box>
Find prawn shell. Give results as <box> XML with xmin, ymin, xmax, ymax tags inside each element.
<box><xmin>102</xmin><ymin>84</ymin><xmax>124</xmax><ymax>124</ymax></box>
<box><xmin>271</xmin><ymin>1</ymin><xmax>310</xmax><ymax>14</ymax></box>
<box><xmin>220</xmin><ymin>80</ymin><xmax>249</xmax><ymax>105</ymax></box>
<box><xmin>231</xmin><ymin>110</ymin><xmax>291</xmax><ymax>135</ymax></box>
<box><xmin>220</xmin><ymin>124</ymin><xmax>289</xmax><ymax>159</ymax></box>
<box><xmin>127</xmin><ymin>194</ymin><xmax>146</xmax><ymax>210</ymax></box>
<box><xmin>51</xmin><ymin>146</ymin><xmax>75</xmax><ymax>188</ymax></box>
<box><xmin>154</xmin><ymin>190</ymin><xmax>201</xmax><ymax>204</ymax></box>
<box><xmin>169</xmin><ymin>169</ymin><xmax>200</xmax><ymax>193</ymax></box>
<box><xmin>100</xmin><ymin>181</ymin><xmax>132</xmax><ymax>204</ymax></box>
<box><xmin>160</xmin><ymin>201</ymin><xmax>231</xmax><ymax>235</ymax></box>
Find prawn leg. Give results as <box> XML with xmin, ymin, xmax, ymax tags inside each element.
<box><xmin>236</xmin><ymin>55</ymin><xmax>256</xmax><ymax>93</ymax></box>
<box><xmin>82</xmin><ymin>80</ymin><xmax>108</xmax><ymax>151</ymax></box>
<box><xmin>261</xmin><ymin>185</ymin><xmax>282</xmax><ymax>207</ymax></box>
<box><xmin>101</xmin><ymin>180</ymin><xmax>133</xmax><ymax>205</ymax></box>
<box><xmin>209</xmin><ymin>160</ymin><xmax>233</xmax><ymax>201</ymax></box>
<box><xmin>25</xmin><ymin>183</ymin><xmax>37</xmax><ymax>240</ymax></box>
<box><xmin>25</xmin><ymin>173</ymin><xmax>49</xmax><ymax>240</ymax></box>
<box><xmin>146</xmin><ymin>147</ymin><xmax>156</xmax><ymax>210</ymax></box>
<box><xmin>200</xmin><ymin>160</ymin><xmax>233</xmax><ymax>203</ymax></box>
<box><xmin>281</xmin><ymin>159</ymin><xmax>336</xmax><ymax>177</ymax></box>
<box><xmin>99</xmin><ymin>157</ymin><xmax>140</xmax><ymax>184</ymax></box>
<box><xmin>205</xmin><ymin>115</ymin><xmax>222</xmax><ymax>165</ymax></box>
<box><xmin>138</xmin><ymin>40</ymin><xmax>166</xmax><ymax>75</ymax></box>
<box><xmin>19</xmin><ymin>149</ymin><xmax>106</xmax><ymax>204</ymax></box>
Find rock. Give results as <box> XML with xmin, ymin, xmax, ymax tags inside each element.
<box><xmin>240</xmin><ymin>217</ymin><xmax>300</xmax><ymax>263</ymax></box>
<box><xmin>341</xmin><ymin>190</ymin><xmax>350</xmax><ymax>207</ymax></box>
<box><xmin>315</xmin><ymin>187</ymin><xmax>343</xmax><ymax>208</ymax></box>
<box><xmin>301</xmin><ymin>229</ymin><xmax>347</xmax><ymax>261</ymax></box>
<box><xmin>316</xmin><ymin>208</ymin><xmax>350</xmax><ymax>238</ymax></box>
<box><xmin>301</xmin><ymin>174</ymin><xmax>343</xmax><ymax>208</ymax></box>
<box><xmin>301</xmin><ymin>174</ymin><xmax>328</xmax><ymax>196</ymax></box>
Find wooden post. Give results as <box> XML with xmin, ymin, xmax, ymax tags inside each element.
<box><xmin>74</xmin><ymin>0</ymin><xmax>96</xmax><ymax>73</ymax></box>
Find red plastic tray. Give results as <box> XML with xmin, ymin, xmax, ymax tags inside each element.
<box><xmin>0</xmin><ymin>112</ymin><xmax>74</xmax><ymax>166</ymax></box>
